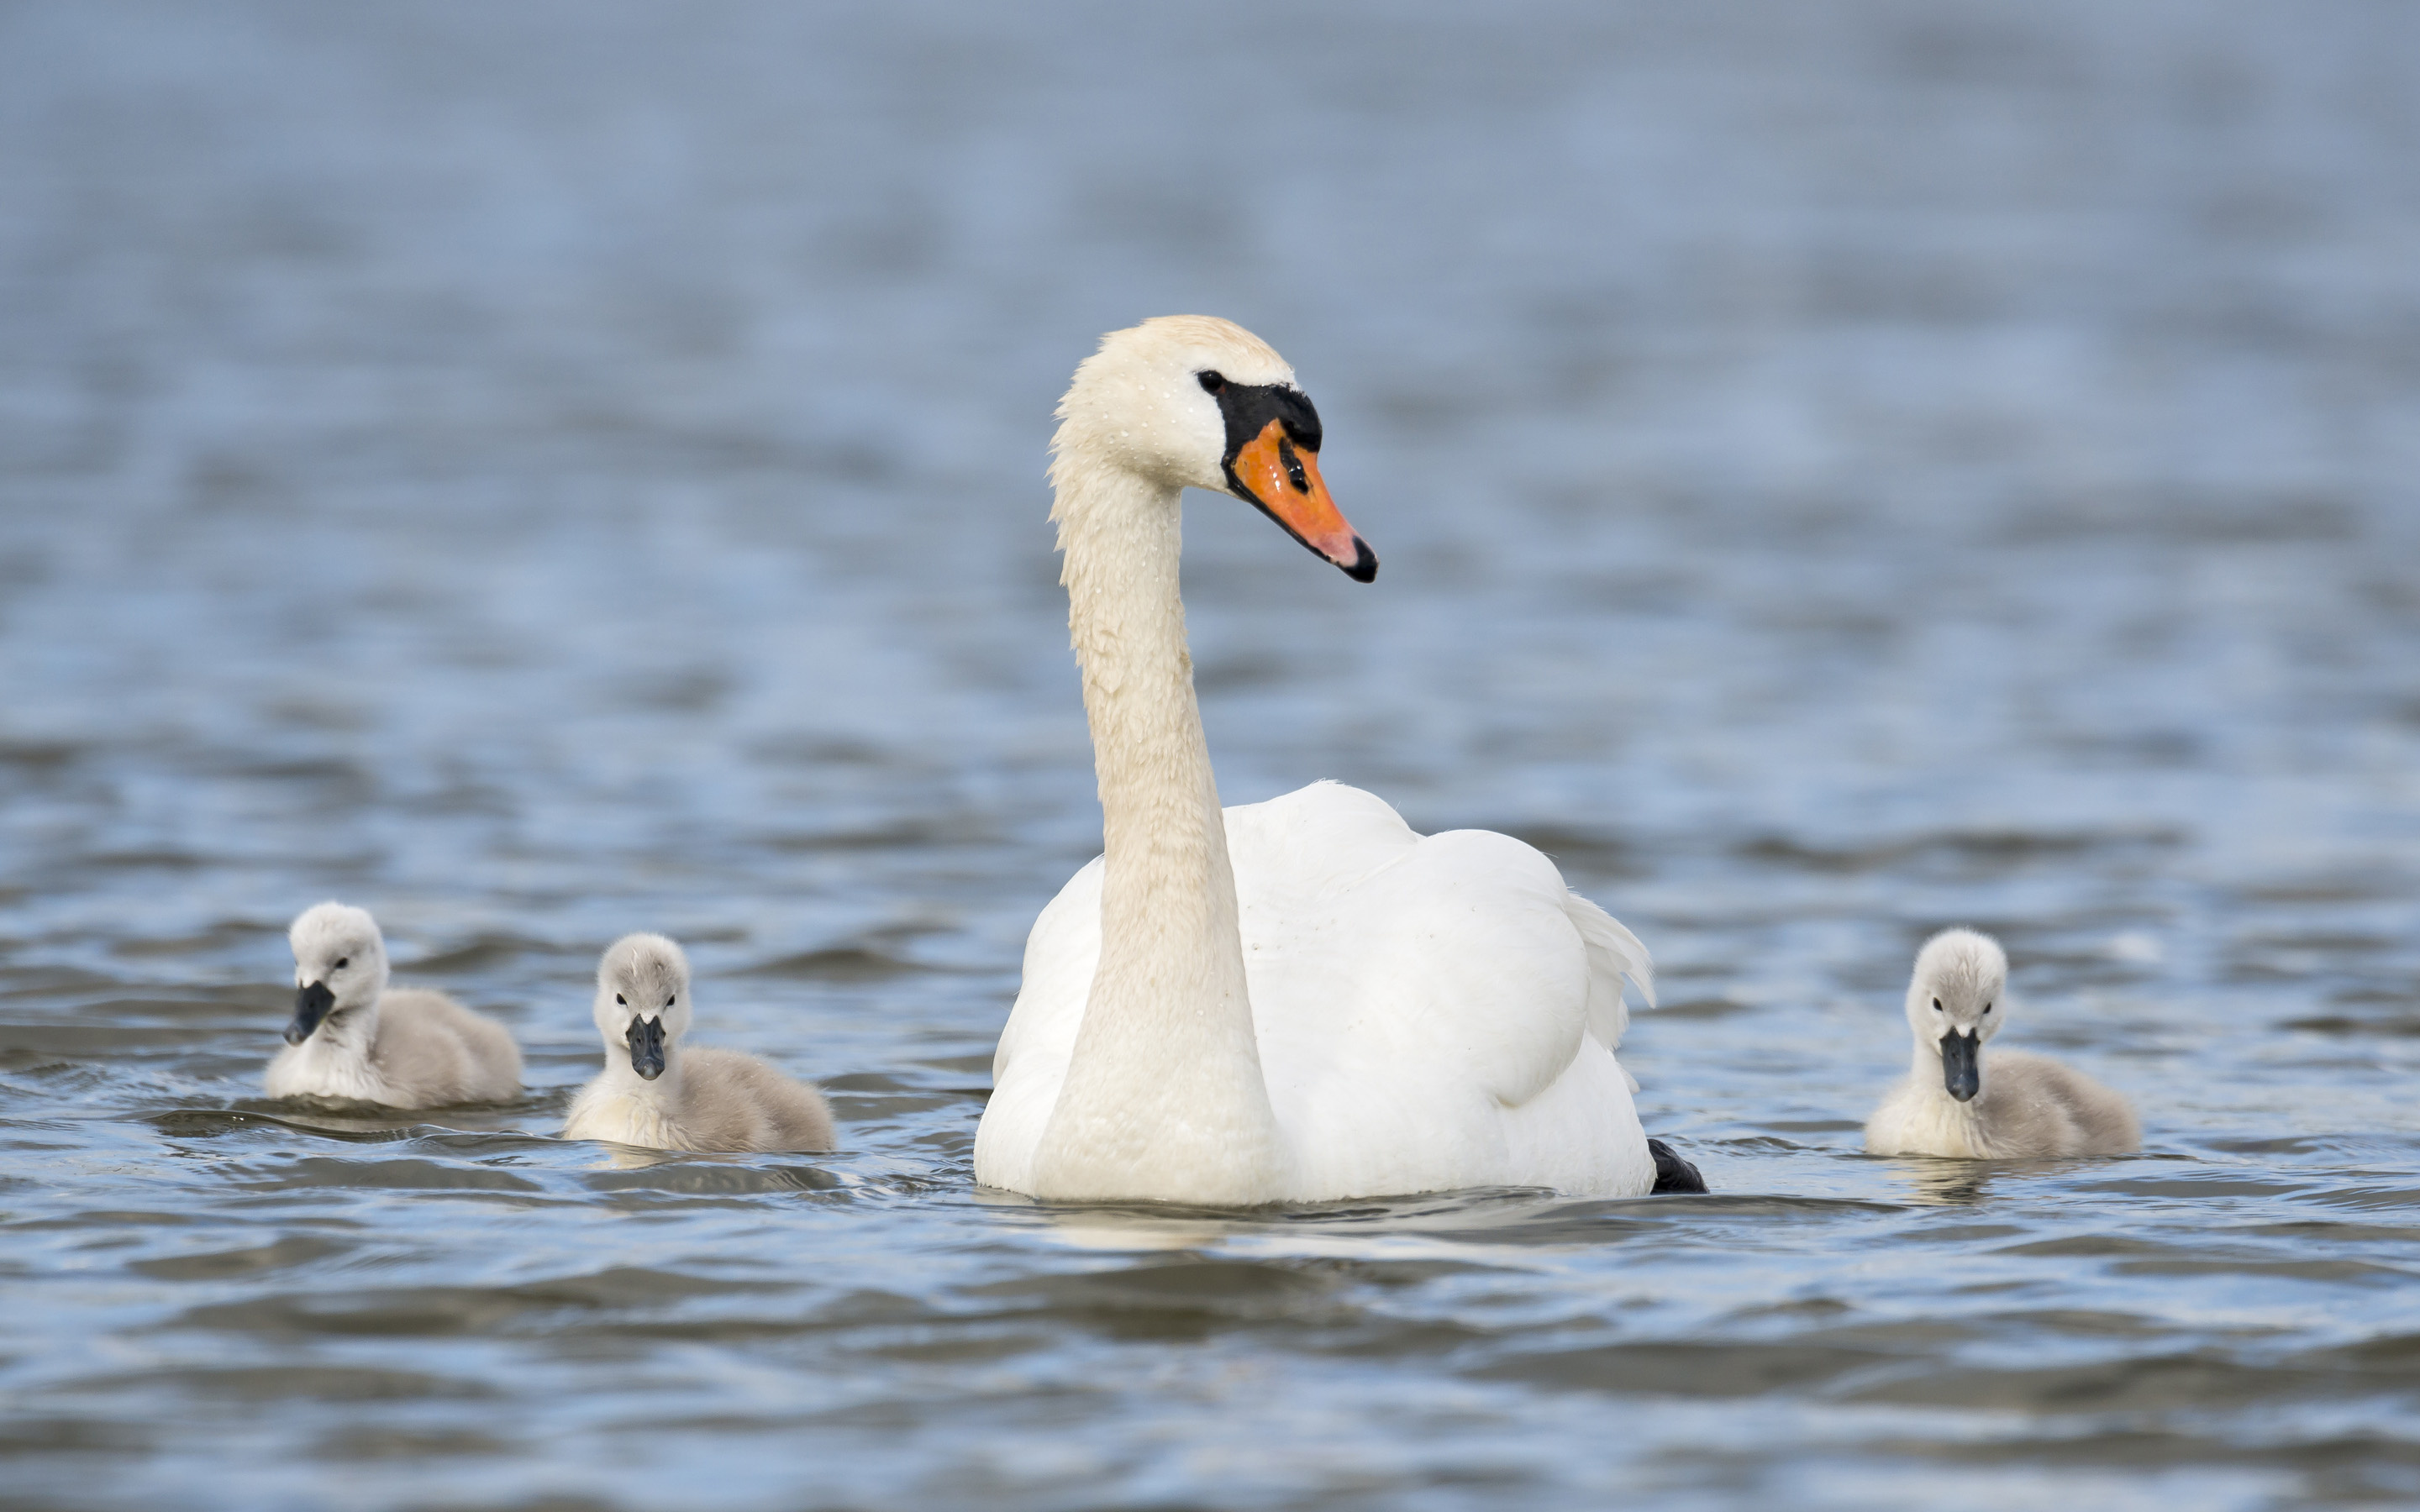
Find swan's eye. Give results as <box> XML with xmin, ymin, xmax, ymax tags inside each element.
<box><xmin>334</xmin><ymin>957</ymin><xmax>349</xmax><ymax>971</ymax></box>
<box><xmin>1931</xmin><ymin>998</ymin><xmax>1943</xmax><ymax>1011</ymax></box>
<box><xmin>1982</xmin><ymin>1002</ymin><xmax>1992</xmax><ymax>1014</ymax></box>
<box><xmin>615</xmin><ymin>994</ymin><xmax>626</xmax><ymax>1005</ymax></box>
<box><xmin>1197</xmin><ymin>370</ymin><xmax>1225</xmax><ymax>394</ymax></box>
<box><xmin>665</xmin><ymin>995</ymin><xmax>676</xmax><ymax>1007</ymax></box>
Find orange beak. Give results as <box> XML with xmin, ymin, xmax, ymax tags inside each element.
<box><xmin>1228</xmin><ymin>419</ymin><xmax>1376</xmax><ymax>582</ymax></box>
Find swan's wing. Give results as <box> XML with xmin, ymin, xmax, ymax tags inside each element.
<box><xmin>988</xmin><ymin>856</ymin><xmax>1102</xmax><ymax>1084</ymax></box>
<box><xmin>972</xmin><ymin>856</ymin><xmax>1102</xmax><ymax>1191</ymax></box>
<box><xmin>371</xmin><ymin>990</ymin><xmax>483</xmax><ymax>1103</ymax></box>
<box><xmin>675</xmin><ymin>1047</ymin><xmax>836</xmax><ymax>1152</ymax></box>
<box><xmin>1228</xmin><ymin>783</ymin><xmax>1654</xmax><ymax>1196</ymax></box>
<box><xmin>1289</xmin><ymin>824</ymin><xmax>1596</xmax><ymax>1109</ymax></box>
<box><xmin>1226</xmin><ymin>780</ymin><xmax>1651</xmax><ymax>1081</ymax></box>
<box><xmin>1560</xmin><ymin>889</ymin><xmax>1655</xmax><ymax>1053</ymax></box>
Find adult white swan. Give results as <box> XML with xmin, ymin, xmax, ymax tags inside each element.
<box><xmin>974</xmin><ymin>316</ymin><xmax>1686</xmax><ymax>1205</ymax></box>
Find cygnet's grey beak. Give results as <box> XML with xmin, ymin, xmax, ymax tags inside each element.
<box><xmin>628</xmin><ymin>1015</ymin><xmax>666</xmax><ymax>1080</ymax></box>
<box><xmin>1940</xmin><ymin>1028</ymin><xmax>1981</xmax><ymax>1103</ymax></box>
<box><xmin>285</xmin><ymin>981</ymin><xmax>336</xmax><ymax>1046</ymax></box>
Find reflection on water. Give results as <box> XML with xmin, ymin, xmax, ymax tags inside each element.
<box><xmin>1881</xmin><ymin>1157</ymin><xmax>2011</xmax><ymax>1207</ymax></box>
<box><xmin>5</xmin><ymin>2</ymin><xmax>2420</xmax><ymax>1508</ymax></box>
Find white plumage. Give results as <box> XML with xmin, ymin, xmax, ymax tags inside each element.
<box><xmin>971</xmin><ymin>317</ymin><xmax>1663</xmax><ymax>1205</ymax></box>
<box><xmin>982</xmin><ymin>781</ymin><xmax>1656</xmax><ymax>1202</ymax></box>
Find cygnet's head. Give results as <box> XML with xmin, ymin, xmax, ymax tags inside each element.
<box><xmin>1055</xmin><ymin>314</ymin><xmax>1376</xmax><ymax>582</ymax></box>
<box><xmin>594</xmin><ymin>933</ymin><xmax>692</xmax><ymax>1081</ymax></box>
<box><xmin>286</xmin><ymin>902</ymin><xmax>391</xmax><ymax>1045</ymax></box>
<box><xmin>1905</xmin><ymin>927</ymin><xmax>2009</xmax><ymax>1103</ymax></box>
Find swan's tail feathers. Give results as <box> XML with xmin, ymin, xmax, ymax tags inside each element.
<box><xmin>1563</xmin><ymin>890</ymin><xmax>1655</xmax><ymax>1053</ymax></box>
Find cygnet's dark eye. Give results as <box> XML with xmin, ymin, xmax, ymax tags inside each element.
<box><xmin>615</xmin><ymin>993</ymin><xmax>626</xmax><ymax>1005</ymax></box>
<box><xmin>665</xmin><ymin>995</ymin><xmax>676</xmax><ymax>1007</ymax></box>
<box><xmin>1931</xmin><ymin>998</ymin><xmax>1943</xmax><ymax>1011</ymax></box>
<box><xmin>1197</xmin><ymin>370</ymin><xmax>1225</xmax><ymax>393</ymax></box>
<box><xmin>334</xmin><ymin>957</ymin><xmax>349</xmax><ymax>970</ymax></box>
<box><xmin>1982</xmin><ymin>1002</ymin><xmax>1993</xmax><ymax>1014</ymax></box>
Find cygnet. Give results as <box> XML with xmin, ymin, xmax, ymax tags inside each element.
<box><xmin>266</xmin><ymin>902</ymin><xmax>523</xmax><ymax>1107</ymax></box>
<box><xmin>1865</xmin><ymin>928</ymin><xmax>2139</xmax><ymax>1160</ymax></box>
<box><xmin>560</xmin><ymin>933</ymin><xmax>835</xmax><ymax>1153</ymax></box>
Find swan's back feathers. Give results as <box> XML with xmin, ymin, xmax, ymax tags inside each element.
<box><xmin>676</xmin><ymin>1047</ymin><xmax>837</xmax><ymax>1152</ymax></box>
<box><xmin>1991</xmin><ymin>1049</ymin><xmax>2142</xmax><ymax>1156</ymax></box>
<box><xmin>374</xmin><ymin>988</ymin><xmax>523</xmax><ymax>1105</ymax></box>
<box><xmin>1561</xmin><ymin>890</ymin><xmax>1654</xmax><ymax>1051</ymax></box>
<box><xmin>1221</xmin><ymin>780</ymin><xmax>1418</xmax><ymax>892</ymax></box>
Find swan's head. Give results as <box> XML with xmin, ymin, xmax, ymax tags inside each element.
<box><xmin>286</xmin><ymin>902</ymin><xmax>390</xmax><ymax>1045</ymax></box>
<box><xmin>1055</xmin><ymin>314</ymin><xmax>1376</xmax><ymax>581</ymax></box>
<box><xmin>595</xmin><ymin>932</ymin><xmax>692</xmax><ymax>1081</ymax></box>
<box><xmin>1905</xmin><ymin>927</ymin><xmax>2008</xmax><ymax>1103</ymax></box>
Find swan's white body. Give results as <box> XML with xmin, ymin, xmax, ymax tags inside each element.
<box><xmin>972</xmin><ymin>316</ymin><xmax>1660</xmax><ymax>1205</ymax></box>
<box><xmin>981</xmin><ymin>781</ymin><xmax>1657</xmax><ymax>1201</ymax></box>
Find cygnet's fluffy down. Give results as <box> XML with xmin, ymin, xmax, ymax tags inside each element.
<box><xmin>1865</xmin><ymin>928</ymin><xmax>2139</xmax><ymax>1160</ymax></box>
<box><xmin>560</xmin><ymin>933</ymin><xmax>835</xmax><ymax>1153</ymax></box>
<box><xmin>266</xmin><ymin>902</ymin><xmax>523</xmax><ymax>1108</ymax></box>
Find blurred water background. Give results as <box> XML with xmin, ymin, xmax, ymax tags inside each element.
<box><xmin>3</xmin><ymin>3</ymin><xmax>2419</xmax><ymax>1508</ymax></box>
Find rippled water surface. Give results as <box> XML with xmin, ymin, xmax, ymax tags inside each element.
<box><xmin>6</xmin><ymin>3</ymin><xmax>2420</xmax><ymax>1508</ymax></box>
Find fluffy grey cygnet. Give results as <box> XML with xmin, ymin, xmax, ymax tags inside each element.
<box><xmin>1865</xmin><ymin>928</ymin><xmax>2139</xmax><ymax>1159</ymax></box>
<box><xmin>266</xmin><ymin>902</ymin><xmax>523</xmax><ymax>1107</ymax></box>
<box><xmin>560</xmin><ymin>933</ymin><xmax>835</xmax><ymax>1153</ymax></box>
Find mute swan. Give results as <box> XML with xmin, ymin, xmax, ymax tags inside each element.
<box><xmin>1865</xmin><ymin>928</ymin><xmax>2139</xmax><ymax>1159</ymax></box>
<box><xmin>266</xmin><ymin>902</ymin><xmax>523</xmax><ymax>1107</ymax></box>
<box><xmin>972</xmin><ymin>315</ymin><xmax>1681</xmax><ymax>1205</ymax></box>
<box><xmin>560</xmin><ymin>933</ymin><xmax>835</xmax><ymax>1153</ymax></box>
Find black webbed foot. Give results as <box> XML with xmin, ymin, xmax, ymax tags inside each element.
<box><xmin>1647</xmin><ymin>1137</ymin><xmax>1707</xmax><ymax>1194</ymax></box>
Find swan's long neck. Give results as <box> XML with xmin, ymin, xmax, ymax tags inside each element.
<box><xmin>1029</xmin><ymin>454</ymin><xmax>1285</xmax><ymax>1203</ymax></box>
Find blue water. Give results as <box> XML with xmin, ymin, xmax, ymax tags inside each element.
<box><xmin>4</xmin><ymin>3</ymin><xmax>2419</xmax><ymax>1508</ymax></box>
